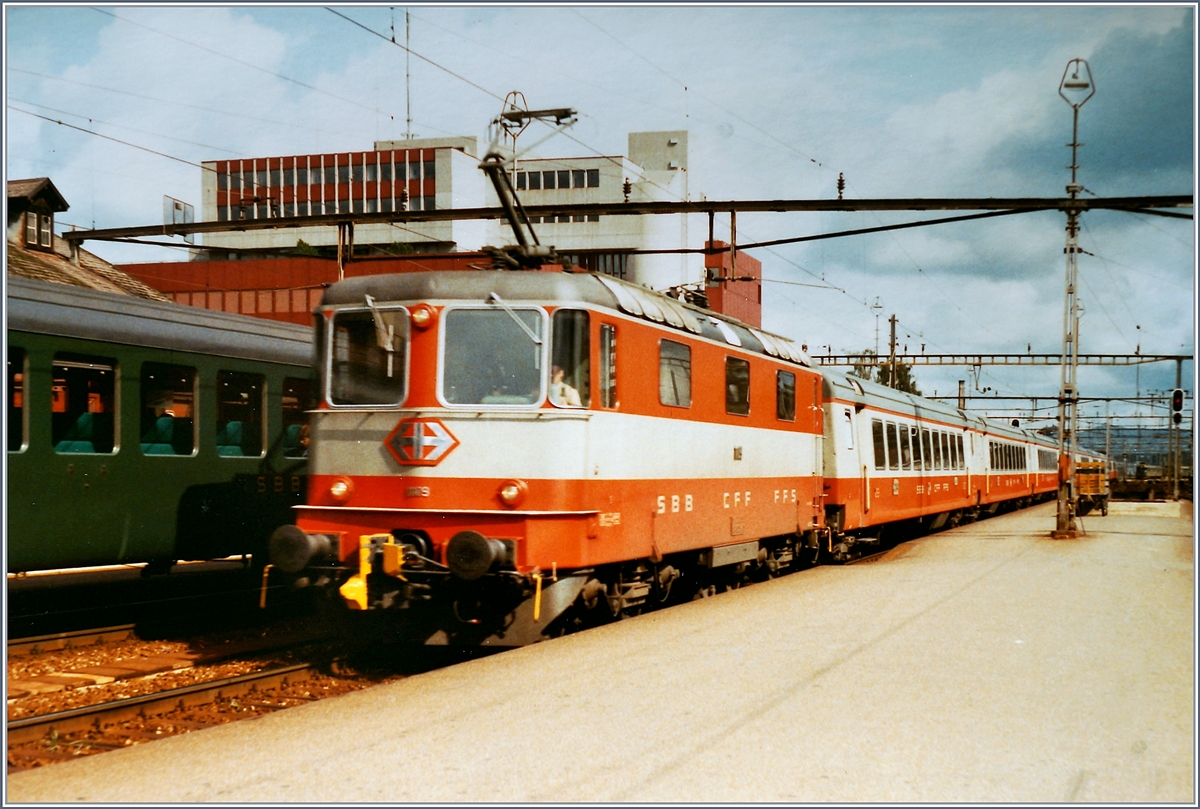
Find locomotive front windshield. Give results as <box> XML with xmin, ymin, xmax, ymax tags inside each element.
<box><xmin>328</xmin><ymin>307</ymin><xmax>408</xmax><ymax>405</ymax></box>
<box><xmin>442</xmin><ymin>308</ymin><xmax>544</xmax><ymax>405</ymax></box>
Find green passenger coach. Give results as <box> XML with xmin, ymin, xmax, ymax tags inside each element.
<box><xmin>7</xmin><ymin>277</ymin><xmax>313</xmax><ymax>575</ymax></box>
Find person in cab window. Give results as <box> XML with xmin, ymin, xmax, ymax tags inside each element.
<box><xmin>550</xmin><ymin>365</ymin><xmax>582</xmax><ymax>407</ymax></box>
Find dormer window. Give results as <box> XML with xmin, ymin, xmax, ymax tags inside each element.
<box><xmin>25</xmin><ymin>211</ymin><xmax>52</xmax><ymax>249</ymax></box>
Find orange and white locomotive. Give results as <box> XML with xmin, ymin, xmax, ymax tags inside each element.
<box><xmin>270</xmin><ymin>269</ymin><xmax>826</xmax><ymax>644</ymax></box>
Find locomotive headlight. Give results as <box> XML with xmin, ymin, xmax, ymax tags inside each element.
<box><xmin>410</xmin><ymin>304</ymin><xmax>436</xmax><ymax>330</ymax></box>
<box><xmin>329</xmin><ymin>477</ymin><xmax>354</xmax><ymax>503</ymax></box>
<box><xmin>497</xmin><ymin>479</ymin><xmax>527</xmax><ymax>507</ymax></box>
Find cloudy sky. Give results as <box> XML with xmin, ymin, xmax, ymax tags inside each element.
<box><xmin>5</xmin><ymin>4</ymin><xmax>1195</xmax><ymax>426</ymax></box>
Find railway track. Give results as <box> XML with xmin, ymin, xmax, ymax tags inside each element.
<box><xmin>8</xmin><ymin>625</ymin><xmax>140</xmax><ymax>658</ymax></box>
<box><xmin>7</xmin><ymin>663</ymin><xmax>316</xmax><ymax>746</ymax></box>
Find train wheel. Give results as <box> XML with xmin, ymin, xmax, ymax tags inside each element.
<box><xmin>693</xmin><ymin>584</ymin><xmax>718</xmax><ymax>600</ymax></box>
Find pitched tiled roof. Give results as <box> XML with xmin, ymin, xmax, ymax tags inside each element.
<box><xmin>6</xmin><ymin>236</ymin><xmax>172</xmax><ymax>301</ymax></box>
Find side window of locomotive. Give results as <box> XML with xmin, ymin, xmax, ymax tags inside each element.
<box><xmin>885</xmin><ymin>421</ymin><xmax>900</xmax><ymax>471</ymax></box>
<box><xmin>871</xmin><ymin>418</ymin><xmax>886</xmax><ymax>470</ymax></box>
<box><xmin>899</xmin><ymin>424</ymin><xmax>913</xmax><ymax>470</ymax></box>
<box><xmin>443</xmin><ymin>308</ymin><xmax>543</xmax><ymax>406</ymax></box>
<box><xmin>921</xmin><ymin>428</ymin><xmax>933</xmax><ymax>471</ymax></box>
<box><xmin>140</xmin><ymin>363</ymin><xmax>196</xmax><ymax>456</ymax></box>
<box><xmin>216</xmin><ymin>371</ymin><xmax>265</xmax><ymax>457</ymax></box>
<box><xmin>8</xmin><ymin>347</ymin><xmax>26</xmax><ymax>452</ymax></box>
<box><xmin>52</xmin><ymin>354</ymin><xmax>117</xmax><ymax>454</ymax></box>
<box><xmin>776</xmin><ymin>371</ymin><xmax>796</xmax><ymax>422</ymax></box>
<box><xmin>658</xmin><ymin>339</ymin><xmax>691</xmax><ymax>408</ymax></box>
<box><xmin>599</xmin><ymin>324</ymin><xmax>617</xmax><ymax>408</ymax></box>
<box><xmin>330</xmin><ymin>308</ymin><xmax>408</xmax><ymax>406</ymax></box>
<box><xmin>282</xmin><ymin>377</ymin><xmax>313</xmax><ymax>458</ymax></box>
<box><xmin>550</xmin><ymin>309</ymin><xmax>590</xmax><ymax>408</ymax></box>
<box><xmin>725</xmin><ymin>357</ymin><xmax>750</xmax><ymax>416</ymax></box>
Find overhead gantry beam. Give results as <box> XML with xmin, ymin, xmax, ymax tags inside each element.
<box><xmin>61</xmin><ymin>195</ymin><xmax>1193</xmax><ymax>244</ymax></box>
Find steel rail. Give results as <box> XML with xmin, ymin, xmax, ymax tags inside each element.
<box><xmin>7</xmin><ymin>625</ymin><xmax>139</xmax><ymax>658</ymax></box>
<box><xmin>6</xmin><ymin>663</ymin><xmax>314</xmax><ymax>745</ymax></box>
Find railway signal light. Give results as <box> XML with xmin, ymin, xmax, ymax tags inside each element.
<box><xmin>1172</xmin><ymin>388</ymin><xmax>1184</xmax><ymax>425</ymax></box>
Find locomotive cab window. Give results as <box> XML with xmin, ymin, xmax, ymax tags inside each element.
<box><xmin>216</xmin><ymin>371</ymin><xmax>265</xmax><ymax>457</ymax></box>
<box><xmin>52</xmin><ymin>354</ymin><xmax>116</xmax><ymax>454</ymax></box>
<box><xmin>443</xmin><ymin>307</ymin><xmax>544</xmax><ymax>406</ymax></box>
<box><xmin>8</xmin><ymin>347</ymin><xmax>26</xmax><ymax>452</ymax></box>
<box><xmin>658</xmin><ymin>339</ymin><xmax>691</xmax><ymax>408</ymax></box>
<box><xmin>550</xmin><ymin>309</ymin><xmax>590</xmax><ymax>408</ymax></box>
<box><xmin>599</xmin><ymin>324</ymin><xmax>617</xmax><ymax>408</ymax></box>
<box><xmin>725</xmin><ymin>357</ymin><xmax>750</xmax><ymax>416</ymax></box>
<box><xmin>282</xmin><ymin>377</ymin><xmax>313</xmax><ymax>458</ymax></box>
<box><xmin>776</xmin><ymin>370</ymin><xmax>796</xmax><ymax>422</ymax></box>
<box><xmin>329</xmin><ymin>305</ymin><xmax>408</xmax><ymax>406</ymax></box>
<box><xmin>140</xmin><ymin>363</ymin><xmax>196</xmax><ymax>456</ymax></box>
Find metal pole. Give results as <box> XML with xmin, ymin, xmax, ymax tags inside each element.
<box><xmin>1054</xmin><ymin>58</ymin><xmax>1094</xmax><ymax>538</ymax></box>
<box><xmin>888</xmin><ymin>314</ymin><xmax>898</xmax><ymax>389</ymax></box>
<box><xmin>1174</xmin><ymin>359</ymin><xmax>1182</xmax><ymax>500</ymax></box>
<box><xmin>405</xmin><ymin>8</ymin><xmax>412</xmax><ymax>141</ymax></box>
<box><xmin>730</xmin><ymin>210</ymin><xmax>737</xmax><ymax>281</ymax></box>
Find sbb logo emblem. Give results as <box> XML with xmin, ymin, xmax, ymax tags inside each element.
<box><xmin>385</xmin><ymin>418</ymin><xmax>459</xmax><ymax>466</ymax></box>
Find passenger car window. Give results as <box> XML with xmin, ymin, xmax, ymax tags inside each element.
<box><xmin>658</xmin><ymin>340</ymin><xmax>691</xmax><ymax>408</ymax></box>
<box><xmin>216</xmin><ymin>371</ymin><xmax>265</xmax><ymax>457</ymax></box>
<box><xmin>52</xmin><ymin>353</ymin><xmax>116</xmax><ymax>454</ymax></box>
<box><xmin>8</xmin><ymin>347</ymin><xmax>25</xmax><ymax>452</ymax></box>
<box><xmin>872</xmin><ymin>419</ymin><xmax>886</xmax><ymax>471</ymax></box>
<box><xmin>282</xmin><ymin>377</ymin><xmax>313</xmax><ymax>458</ymax></box>
<box><xmin>140</xmin><ymin>362</ymin><xmax>195</xmax><ymax>455</ymax></box>
<box><xmin>899</xmin><ymin>425</ymin><xmax>913</xmax><ymax>470</ymax></box>
<box><xmin>886</xmin><ymin>422</ymin><xmax>900</xmax><ymax>471</ymax></box>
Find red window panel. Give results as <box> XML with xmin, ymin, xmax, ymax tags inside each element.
<box><xmin>224</xmin><ymin>292</ymin><xmax>239</xmax><ymax>313</ymax></box>
<box><xmin>308</xmin><ymin>289</ymin><xmax>323</xmax><ymax>310</ymax></box>
<box><xmin>257</xmin><ymin>291</ymin><xmax>274</xmax><ymax>313</ymax></box>
<box><xmin>207</xmin><ymin>292</ymin><xmax>224</xmax><ymax>311</ymax></box>
<box><xmin>292</xmin><ymin>290</ymin><xmax>308</xmax><ymax>312</ymax></box>
<box><xmin>275</xmin><ymin>290</ymin><xmax>290</xmax><ymax>312</ymax></box>
<box><xmin>240</xmin><ymin>291</ymin><xmax>256</xmax><ymax>313</ymax></box>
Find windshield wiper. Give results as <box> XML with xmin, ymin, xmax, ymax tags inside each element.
<box><xmin>487</xmin><ymin>292</ymin><xmax>542</xmax><ymax>345</ymax></box>
<box><xmin>364</xmin><ymin>294</ymin><xmax>397</xmax><ymax>377</ymax></box>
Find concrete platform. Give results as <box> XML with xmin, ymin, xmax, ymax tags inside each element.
<box><xmin>7</xmin><ymin>502</ymin><xmax>1194</xmax><ymax>803</ymax></box>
